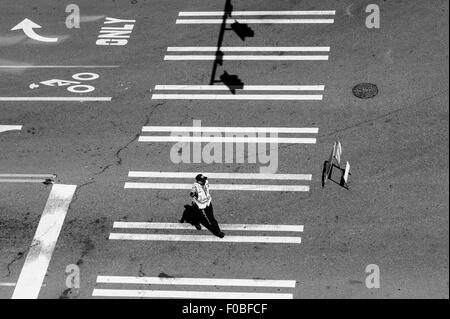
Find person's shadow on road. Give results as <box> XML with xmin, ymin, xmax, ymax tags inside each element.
<box><xmin>179</xmin><ymin>205</ymin><xmax>202</xmax><ymax>230</ymax></box>
<box><xmin>179</xmin><ymin>204</ymin><xmax>219</xmax><ymax>235</ymax></box>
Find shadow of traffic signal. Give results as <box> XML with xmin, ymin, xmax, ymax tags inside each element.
<box><xmin>230</xmin><ymin>21</ymin><xmax>254</xmax><ymax>41</ymax></box>
<box><xmin>219</xmin><ymin>71</ymin><xmax>244</xmax><ymax>94</ymax></box>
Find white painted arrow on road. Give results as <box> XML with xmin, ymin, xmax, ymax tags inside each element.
<box><xmin>11</xmin><ymin>19</ymin><xmax>58</xmax><ymax>43</ymax></box>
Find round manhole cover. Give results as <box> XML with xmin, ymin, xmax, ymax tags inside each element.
<box><xmin>352</xmin><ymin>83</ymin><xmax>378</xmax><ymax>99</ymax></box>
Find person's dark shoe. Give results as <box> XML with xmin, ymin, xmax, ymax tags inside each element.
<box><xmin>217</xmin><ymin>232</ymin><xmax>225</xmax><ymax>238</ymax></box>
<box><xmin>194</xmin><ymin>224</ymin><xmax>202</xmax><ymax>230</ymax></box>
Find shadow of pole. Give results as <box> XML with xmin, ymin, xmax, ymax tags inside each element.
<box><xmin>209</xmin><ymin>0</ymin><xmax>232</xmax><ymax>85</ymax></box>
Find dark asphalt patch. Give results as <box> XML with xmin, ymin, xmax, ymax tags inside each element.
<box><xmin>352</xmin><ymin>83</ymin><xmax>378</xmax><ymax>99</ymax></box>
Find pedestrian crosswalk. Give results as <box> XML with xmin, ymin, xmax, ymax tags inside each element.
<box><xmin>110</xmin><ymin>221</ymin><xmax>303</xmax><ymax>244</ymax></box>
<box><xmin>164</xmin><ymin>46</ymin><xmax>330</xmax><ymax>61</ymax></box>
<box><xmin>151</xmin><ymin>84</ymin><xmax>324</xmax><ymax>100</ymax></box>
<box><xmin>94</xmin><ymin>4</ymin><xmax>336</xmax><ymax>299</ymax></box>
<box><xmin>125</xmin><ymin>171</ymin><xmax>311</xmax><ymax>192</ymax></box>
<box><xmin>93</xmin><ymin>275</ymin><xmax>296</xmax><ymax>299</ymax></box>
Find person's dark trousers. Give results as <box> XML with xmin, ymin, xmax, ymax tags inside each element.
<box><xmin>204</xmin><ymin>203</ymin><xmax>221</xmax><ymax>235</ymax></box>
<box><xmin>193</xmin><ymin>203</ymin><xmax>221</xmax><ymax>235</ymax></box>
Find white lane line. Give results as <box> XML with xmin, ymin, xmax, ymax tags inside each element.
<box><xmin>167</xmin><ymin>46</ymin><xmax>330</xmax><ymax>52</ymax></box>
<box><xmin>113</xmin><ymin>222</ymin><xmax>304</xmax><ymax>232</ymax></box>
<box><xmin>142</xmin><ymin>126</ymin><xmax>319</xmax><ymax>133</ymax></box>
<box><xmin>97</xmin><ymin>276</ymin><xmax>296</xmax><ymax>287</ymax></box>
<box><xmin>0</xmin><ymin>283</ymin><xmax>46</xmax><ymax>287</ymax></box>
<box><xmin>109</xmin><ymin>233</ymin><xmax>301</xmax><ymax>244</ymax></box>
<box><xmin>0</xmin><ymin>174</ymin><xmax>55</xmax><ymax>178</ymax></box>
<box><xmin>0</xmin><ymin>125</ymin><xmax>22</xmax><ymax>133</ymax></box>
<box><xmin>0</xmin><ymin>173</ymin><xmax>56</xmax><ymax>184</ymax></box>
<box><xmin>0</xmin><ymin>179</ymin><xmax>50</xmax><ymax>183</ymax></box>
<box><xmin>179</xmin><ymin>11</ymin><xmax>336</xmax><ymax>16</ymax></box>
<box><xmin>0</xmin><ymin>97</ymin><xmax>111</xmax><ymax>102</ymax></box>
<box><xmin>154</xmin><ymin>85</ymin><xmax>324</xmax><ymax>91</ymax></box>
<box><xmin>138</xmin><ymin>136</ymin><xmax>316</xmax><ymax>144</ymax></box>
<box><xmin>12</xmin><ymin>184</ymin><xmax>77</xmax><ymax>299</ymax></box>
<box><xmin>164</xmin><ymin>55</ymin><xmax>329</xmax><ymax>61</ymax></box>
<box><xmin>128</xmin><ymin>171</ymin><xmax>312</xmax><ymax>180</ymax></box>
<box><xmin>0</xmin><ymin>65</ymin><xmax>119</xmax><ymax>68</ymax></box>
<box><xmin>93</xmin><ymin>289</ymin><xmax>293</xmax><ymax>299</ymax></box>
<box><xmin>151</xmin><ymin>94</ymin><xmax>323</xmax><ymax>100</ymax></box>
<box><xmin>176</xmin><ymin>19</ymin><xmax>334</xmax><ymax>24</ymax></box>
<box><xmin>124</xmin><ymin>183</ymin><xmax>309</xmax><ymax>192</ymax></box>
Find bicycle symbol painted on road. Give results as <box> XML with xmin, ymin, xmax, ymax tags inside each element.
<box><xmin>29</xmin><ymin>72</ymin><xmax>99</xmax><ymax>93</ymax></box>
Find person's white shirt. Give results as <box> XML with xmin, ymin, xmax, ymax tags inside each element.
<box><xmin>191</xmin><ymin>180</ymin><xmax>211</xmax><ymax>209</ymax></box>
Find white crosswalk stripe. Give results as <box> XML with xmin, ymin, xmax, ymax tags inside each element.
<box><xmin>93</xmin><ymin>288</ymin><xmax>293</xmax><ymax>299</ymax></box>
<box><xmin>113</xmin><ymin>222</ymin><xmax>304</xmax><ymax>232</ymax></box>
<box><xmin>154</xmin><ymin>85</ymin><xmax>324</xmax><ymax>90</ymax></box>
<box><xmin>110</xmin><ymin>233</ymin><xmax>302</xmax><ymax>244</ymax></box>
<box><xmin>167</xmin><ymin>47</ymin><xmax>330</xmax><ymax>52</ymax></box>
<box><xmin>165</xmin><ymin>55</ymin><xmax>329</xmax><ymax>61</ymax></box>
<box><xmin>97</xmin><ymin>275</ymin><xmax>296</xmax><ymax>287</ymax></box>
<box><xmin>128</xmin><ymin>171</ymin><xmax>312</xmax><ymax>180</ymax></box>
<box><xmin>176</xmin><ymin>18</ymin><xmax>334</xmax><ymax>24</ymax></box>
<box><xmin>152</xmin><ymin>94</ymin><xmax>322</xmax><ymax>100</ymax></box>
<box><xmin>142</xmin><ymin>126</ymin><xmax>319</xmax><ymax>133</ymax></box>
<box><xmin>124</xmin><ymin>183</ymin><xmax>309</xmax><ymax>192</ymax></box>
<box><xmin>165</xmin><ymin>46</ymin><xmax>330</xmax><ymax>61</ymax></box>
<box><xmin>93</xmin><ymin>275</ymin><xmax>296</xmax><ymax>298</ymax></box>
<box><xmin>178</xmin><ymin>11</ymin><xmax>336</xmax><ymax>16</ymax></box>
<box><xmin>125</xmin><ymin>171</ymin><xmax>311</xmax><ymax>192</ymax></box>
<box><xmin>138</xmin><ymin>136</ymin><xmax>316</xmax><ymax>143</ymax></box>
<box><xmin>110</xmin><ymin>221</ymin><xmax>303</xmax><ymax>244</ymax></box>
<box><xmin>152</xmin><ymin>85</ymin><xmax>324</xmax><ymax>100</ymax></box>
<box><xmin>139</xmin><ymin>124</ymin><xmax>318</xmax><ymax>144</ymax></box>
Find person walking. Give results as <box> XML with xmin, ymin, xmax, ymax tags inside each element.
<box><xmin>189</xmin><ymin>174</ymin><xmax>225</xmax><ymax>238</ymax></box>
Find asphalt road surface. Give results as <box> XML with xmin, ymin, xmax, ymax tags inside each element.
<box><xmin>0</xmin><ymin>0</ymin><xmax>448</xmax><ymax>299</ymax></box>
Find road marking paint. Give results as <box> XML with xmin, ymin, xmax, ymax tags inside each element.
<box><xmin>128</xmin><ymin>171</ymin><xmax>311</xmax><ymax>180</ymax></box>
<box><xmin>92</xmin><ymin>288</ymin><xmax>293</xmax><ymax>299</ymax></box>
<box><xmin>0</xmin><ymin>179</ymin><xmax>51</xmax><ymax>183</ymax></box>
<box><xmin>0</xmin><ymin>97</ymin><xmax>111</xmax><ymax>102</ymax></box>
<box><xmin>96</xmin><ymin>276</ymin><xmax>296</xmax><ymax>287</ymax></box>
<box><xmin>0</xmin><ymin>125</ymin><xmax>22</xmax><ymax>133</ymax></box>
<box><xmin>154</xmin><ymin>85</ymin><xmax>324</xmax><ymax>91</ymax></box>
<box><xmin>109</xmin><ymin>233</ymin><xmax>302</xmax><ymax>244</ymax></box>
<box><xmin>138</xmin><ymin>136</ymin><xmax>316</xmax><ymax>143</ymax></box>
<box><xmin>0</xmin><ymin>174</ymin><xmax>55</xmax><ymax>178</ymax></box>
<box><xmin>179</xmin><ymin>11</ymin><xmax>336</xmax><ymax>16</ymax></box>
<box><xmin>12</xmin><ymin>184</ymin><xmax>76</xmax><ymax>299</ymax></box>
<box><xmin>164</xmin><ymin>55</ymin><xmax>328</xmax><ymax>61</ymax></box>
<box><xmin>167</xmin><ymin>46</ymin><xmax>330</xmax><ymax>52</ymax></box>
<box><xmin>0</xmin><ymin>173</ymin><xmax>56</xmax><ymax>184</ymax></box>
<box><xmin>142</xmin><ymin>126</ymin><xmax>319</xmax><ymax>133</ymax></box>
<box><xmin>151</xmin><ymin>94</ymin><xmax>322</xmax><ymax>100</ymax></box>
<box><xmin>0</xmin><ymin>283</ymin><xmax>47</xmax><ymax>287</ymax></box>
<box><xmin>11</xmin><ymin>18</ymin><xmax>58</xmax><ymax>43</ymax></box>
<box><xmin>124</xmin><ymin>182</ymin><xmax>309</xmax><ymax>192</ymax></box>
<box><xmin>176</xmin><ymin>19</ymin><xmax>334</xmax><ymax>24</ymax></box>
<box><xmin>113</xmin><ymin>222</ymin><xmax>303</xmax><ymax>232</ymax></box>
<box><xmin>0</xmin><ymin>65</ymin><xmax>119</xmax><ymax>68</ymax></box>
